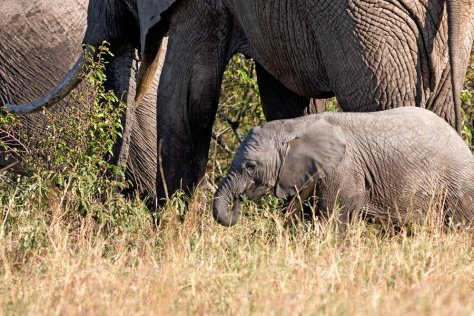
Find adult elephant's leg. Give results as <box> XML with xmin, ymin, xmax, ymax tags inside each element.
<box><xmin>309</xmin><ymin>99</ymin><xmax>328</xmax><ymax>114</ymax></box>
<box><xmin>156</xmin><ymin>55</ymin><xmax>225</xmax><ymax>199</ymax></box>
<box><xmin>256</xmin><ymin>63</ymin><xmax>311</xmax><ymax>121</ymax></box>
<box><xmin>155</xmin><ymin>12</ymin><xmax>229</xmax><ymax>200</ymax></box>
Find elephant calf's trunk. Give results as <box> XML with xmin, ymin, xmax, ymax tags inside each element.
<box><xmin>213</xmin><ymin>184</ymin><xmax>242</xmax><ymax>227</ymax></box>
<box><xmin>4</xmin><ymin>55</ymin><xmax>86</xmax><ymax>113</ymax></box>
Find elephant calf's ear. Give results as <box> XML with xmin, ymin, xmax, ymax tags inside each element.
<box><xmin>275</xmin><ymin>120</ymin><xmax>346</xmax><ymax>199</ymax></box>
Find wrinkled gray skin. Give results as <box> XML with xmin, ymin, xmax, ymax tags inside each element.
<box><xmin>0</xmin><ymin>0</ymin><xmax>161</xmax><ymax>201</ymax></box>
<box><xmin>214</xmin><ymin>107</ymin><xmax>474</xmax><ymax>227</ymax></box>
<box><xmin>6</xmin><ymin>0</ymin><xmax>474</xmax><ymax>202</ymax></box>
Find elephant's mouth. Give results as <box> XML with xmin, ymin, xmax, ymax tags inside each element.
<box><xmin>212</xmin><ymin>192</ymin><xmax>243</xmax><ymax>227</ymax></box>
<box><xmin>227</xmin><ymin>193</ymin><xmax>243</xmax><ymax>211</ymax></box>
<box><xmin>246</xmin><ymin>183</ymin><xmax>273</xmax><ymax>200</ymax></box>
<box><xmin>235</xmin><ymin>194</ymin><xmax>244</xmax><ymax>205</ymax></box>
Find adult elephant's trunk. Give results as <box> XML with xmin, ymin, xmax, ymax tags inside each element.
<box><xmin>447</xmin><ymin>0</ymin><xmax>462</xmax><ymax>134</ymax></box>
<box><xmin>213</xmin><ymin>174</ymin><xmax>245</xmax><ymax>227</ymax></box>
<box><xmin>4</xmin><ymin>56</ymin><xmax>86</xmax><ymax>113</ymax></box>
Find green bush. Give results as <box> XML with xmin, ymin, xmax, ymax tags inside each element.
<box><xmin>0</xmin><ymin>43</ymin><xmax>149</xmax><ymax>248</ymax></box>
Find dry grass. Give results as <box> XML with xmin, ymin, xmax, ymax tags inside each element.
<box><xmin>2</xmin><ymin>185</ymin><xmax>474</xmax><ymax>316</ymax></box>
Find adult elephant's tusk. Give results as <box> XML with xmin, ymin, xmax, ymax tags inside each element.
<box><xmin>135</xmin><ymin>54</ymin><xmax>160</xmax><ymax>107</ymax></box>
<box><xmin>4</xmin><ymin>55</ymin><xmax>86</xmax><ymax>113</ymax></box>
<box><xmin>135</xmin><ymin>38</ymin><xmax>168</xmax><ymax>107</ymax></box>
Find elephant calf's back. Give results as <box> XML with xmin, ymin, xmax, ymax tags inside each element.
<box><xmin>328</xmin><ymin>108</ymin><xmax>474</xmax><ymax>224</ymax></box>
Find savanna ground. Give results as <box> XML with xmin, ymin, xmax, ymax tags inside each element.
<box><xmin>1</xmin><ymin>44</ymin><xmax>474</xmax><ymax>315</ymax></box>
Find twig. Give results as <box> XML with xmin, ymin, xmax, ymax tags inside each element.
<box><xmin>211</xmin><ymin>130</ymin><xmax>233</xmax><ymax>155</ymax></box>
<box><xmin>158</xmin><ymin>139</ymin><xmax>169</xmax><ymax>201</ymax></box>
<box><xmin>0</xmin><ymin>161</ymin><xmax>19</xmax><ymax>173</ymax></box>
<box><xmin>216</xmin><ymin>109</ymin><xmax>243</xmax><ymax>142</ymax></box>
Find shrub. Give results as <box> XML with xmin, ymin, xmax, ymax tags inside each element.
<box><xmin>0</xmin><ymin>43</ymin><xmax>149</xmax><ymax>250</ymax></box>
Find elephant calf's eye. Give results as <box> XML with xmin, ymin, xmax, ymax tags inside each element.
<box><xmin>244</xmin><ymin>161</ymin><xmax>257</xmax><ymax>171</ymax></box>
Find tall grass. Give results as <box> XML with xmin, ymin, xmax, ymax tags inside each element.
<box><xmin>2</xmin><ymin>187</ymin><xmax>474</xmax><ymax>315</ymax></box>
<box><xmin>0</xmin><ymin>49</ymin><xmax>474</xmax><ymax>315</ymax></box>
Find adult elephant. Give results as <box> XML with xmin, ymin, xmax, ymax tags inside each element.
<box><xmin>0</xmin><ymin>0</ymin><xmax>162</xmax><ymax>203</ymax></box>
<box><xmin>6</xmin><ymin>0</ymin><xmax>474</xmax><ymax>201</ymax></box>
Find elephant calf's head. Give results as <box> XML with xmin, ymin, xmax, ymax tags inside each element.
<box><xmin>212</xmin><ymin>116</ymin><xmax>347</xmax><ymax>226</ymax></box>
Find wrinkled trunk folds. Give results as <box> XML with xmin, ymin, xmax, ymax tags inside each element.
<box><xmin>213</xmin><ymin>175</ymin><xmax>243</xmax><ymax>226</ymax></box>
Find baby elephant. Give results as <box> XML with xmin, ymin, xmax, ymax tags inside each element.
<box><xmin>213</xmin><ymin>107</ymin><xmax>474</xmax><ymax>227</ymax></box>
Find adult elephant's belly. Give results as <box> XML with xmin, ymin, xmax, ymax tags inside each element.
<box><xmin>233</xmin><ymin>0</ymin><xmax>334</xmax><ymax>98</ymax></box>
<box><xmin>232</xmin><ymin>0</ymin><xmax>460</xmax><ymax>117</ymax></box>
<box><xmin>233</xmin><ymin>0</ymin><xmax>392</xmax><ymax>110</ymax></box>
<box><xmin>0</xmin><ymin>0</ymin><xmax>87</xmax><ymax>104</ymax></box>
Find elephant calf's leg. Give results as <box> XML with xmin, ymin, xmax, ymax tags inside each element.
<box><xmin>282</xmin><ymin>184</ymin><xmax>319</xmax><ymax>226</ymax></box>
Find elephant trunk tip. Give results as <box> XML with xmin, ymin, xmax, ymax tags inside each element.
<box><xmin>212</xmin><ymin>194</ymin><xmax>241</xmax><ymax>227</ymax></box>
